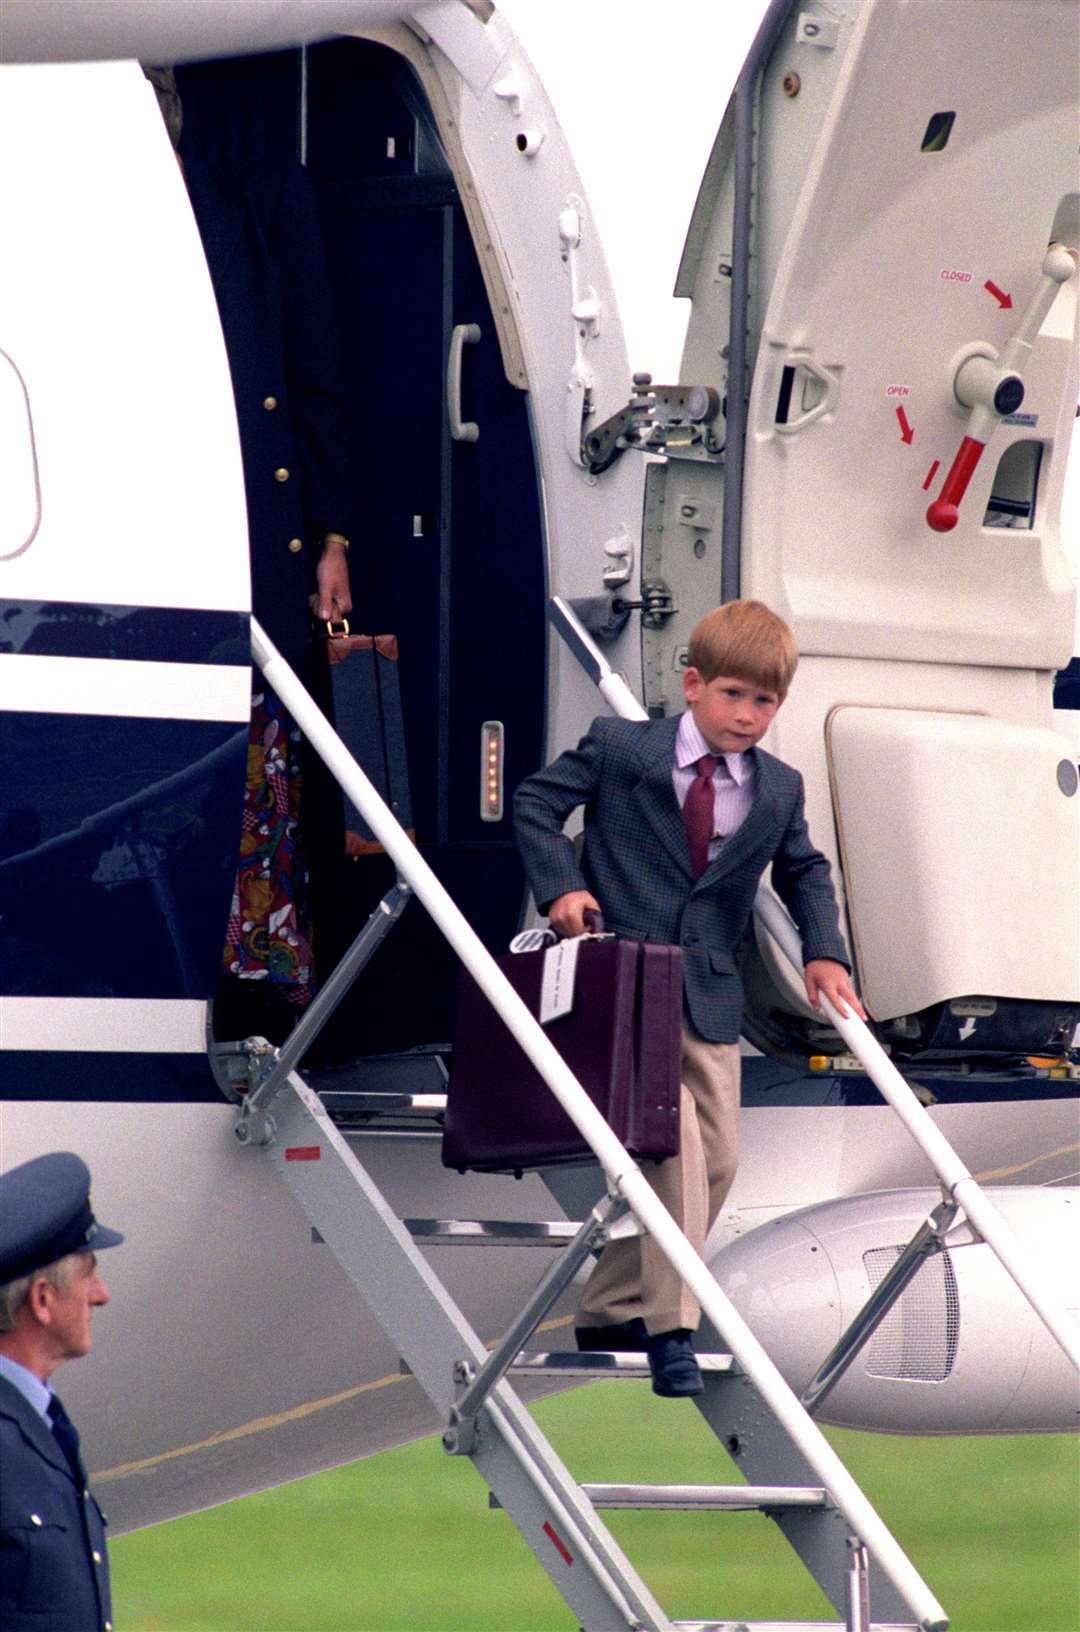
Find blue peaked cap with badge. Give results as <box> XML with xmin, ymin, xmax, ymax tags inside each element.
<box><xmin>0</xmin><ymin>1152</ymin><xmax>124</xmax><ymax>1286</ymax></box>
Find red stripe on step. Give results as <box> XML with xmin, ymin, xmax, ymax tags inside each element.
<box><xmin>543</xmin><ymin>1522</ymin><xmax>574</xmax><ymax>1566</ymax></box>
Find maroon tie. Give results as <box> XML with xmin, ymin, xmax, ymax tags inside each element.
<box><xmin>683</xmin><ymin>753</ymin><xmax>718</xmax><ymax>877</ymax></box>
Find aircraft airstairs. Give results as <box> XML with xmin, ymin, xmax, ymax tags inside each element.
<box><xmin>219</xmin><ymin>618</ymin><xmax>1078</xmax><ymax>1632</ymax></box>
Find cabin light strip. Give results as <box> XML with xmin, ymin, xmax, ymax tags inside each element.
<box><xmin>0</xmin><ymin>997</ymin><xmax>208</xmax><ymax>1054</ymax></box>
<box><xmin>480</xmin><ymin>719</ymin><xmax>504</xmax><ymax>821</ymax></box>
<box><xmin>0</xmin><ymin>654</ymin><xmax>251</xmax><ymax>723</ymax></box>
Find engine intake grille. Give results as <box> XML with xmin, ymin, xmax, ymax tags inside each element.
<box><xmin>862</xmin><ymin>1244</ymin><xmax>960</xmax><ymax>1382</ymax></box>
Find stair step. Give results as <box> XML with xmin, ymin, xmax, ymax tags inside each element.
<box><xmin>512</xmin><ymin>1350</ymin><xmax>736</xmax><ymax>1379</ymax></box>
<box><xmin>319</xmin><ymin>1090</ymin><xmax>447</xmax><ymax>1129</ymax></box>
<box><xmin>583</xmin><ymin>1483</ymin><xmax>828</xmax><ymax>1511</ymax></box>
<box><xmin>405</xmin><ymin>1218</ymin><xmax>581</xmax><ymax>1247</ymax></box>
<box><xmin>671</xmin><ymin>1623</ymin><xmax>920</xmax><ymax>1631</ymax></box>
<box><xmin>490</xmin><ymin>1485</ymin><xmax>824</xmax><ymax>1515</ymax></box>
<box><xmin>308</xmin><ymin>1048</ymin><xmax>450</xmax><ymax>1129</ymax></box>
<box><xmin>405</xmin><ymin>1214</ymin><xmax>643</xmax><ymax>1246</ymax></box>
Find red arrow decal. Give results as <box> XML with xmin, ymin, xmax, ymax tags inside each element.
<box><xmin>984</xmin><ymin>280</ymin><xmax>1013</xmax><ymax>309</ymax></box>
<box><xmin>896</xmin><ymin>406</ymin><xmax>914</xmax><ymax>445</ymax></box>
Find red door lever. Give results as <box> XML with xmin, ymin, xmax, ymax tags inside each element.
<box><xmin>924</xmin><ymin>244</ymin><xmax>1076</xmax><ymax>533</ymax></box>
<box><xmin>925</xmin><ymin>435</ymin><xmax>986</xmax><ymax>532</ymax></box>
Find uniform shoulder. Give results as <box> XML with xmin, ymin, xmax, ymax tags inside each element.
<box><xmin>0</xmin><ymin>1378</ymin><xmax>42</xmax><ymax>1449</ymax></box>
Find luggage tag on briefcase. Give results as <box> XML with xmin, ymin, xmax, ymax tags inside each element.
<box><xmin>539</xmin><ymin>939</ymin><xmax>579</xmax><ymax>1025</ymax></box>
<box><xmin>506</xmin><ymin>930</ymin><xmax>578</xmax><ymax>1025</ymax></box>
<box><xmin>508</xmin><ymin>911</ymin><xmax>614</xmax><ymax>1027</ymax></box>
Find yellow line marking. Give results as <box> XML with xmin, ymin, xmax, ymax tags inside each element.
<box><xmin>94</xmin><ymin>1312</ymin><xmax>575</xmax><ymax>1483</ymax></box>
<box><xmin>95</xmin><ymin>1372</ymin><xmax>404</xmax><ymax>1481</ymax></box>
<box><xmin>973</xmin><ymin>1141</ymin><xmax>1080</xmax><ymax>1183</ymax></box>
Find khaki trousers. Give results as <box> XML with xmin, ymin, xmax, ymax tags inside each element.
<box><xmin>576</xmin><ymin>1027</ymin><xmax>741</xmax><ymax>1335</ymax></box>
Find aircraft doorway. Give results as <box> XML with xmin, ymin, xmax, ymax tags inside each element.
<box><xmin>178</xmin><ymin>39</ymin><xmax>546</xmax><ymax>1062</ymax></box>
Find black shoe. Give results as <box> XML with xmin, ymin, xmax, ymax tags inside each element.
<box><xmin>574</xmin><ymin>1318</ymin><xmax>650</xmax><ymax>1353</ymax></box>
<box><xmin>646</xmin><ymin>1329</ymin><xmax>704</xmax><ymax>1398</ymax></box>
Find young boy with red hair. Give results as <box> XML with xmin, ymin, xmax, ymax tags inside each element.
<box><xmin>514</xmin><ymin>600</ymin><xmax>863</xmax><ymax>1396</ymax></box>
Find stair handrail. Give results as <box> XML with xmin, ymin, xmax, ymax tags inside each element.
<box><xmin>252</xmin><ymin>617</ymin><xmax>947</xmax><ymax>1632</ymax></box>
<box><xmin>753</xmin><ymin>887</ymin><xmax>1080</xmax><ymax>1370</ymax></box>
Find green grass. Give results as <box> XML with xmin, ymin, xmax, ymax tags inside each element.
<box><xmin>112</xmin><ymin>1383</ymin><xmax>1079</xmax><ymax>1632</ymax></box>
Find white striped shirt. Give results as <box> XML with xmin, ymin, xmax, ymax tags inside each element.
<box><xmin>673</xmin><ymin>710</ymin><xmax>756</xmax><ymax>865</ymax></box>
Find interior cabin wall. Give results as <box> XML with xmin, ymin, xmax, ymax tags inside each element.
<box><xmin>177</xmin><ymin>40</ymin><xmax>546</xmax><ymax>1058</ymax></box>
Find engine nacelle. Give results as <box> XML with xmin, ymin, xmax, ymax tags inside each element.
<box><xmin>708</xmin><ymin>1187</ymin><xmax>1079</xmax><ymax>1434</ymax></box>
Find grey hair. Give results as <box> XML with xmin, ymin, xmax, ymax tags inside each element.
<box><xmin>0</xmin><ymin>1254</ymin><xmax>82</xmax><ymax>1333</ymax></box>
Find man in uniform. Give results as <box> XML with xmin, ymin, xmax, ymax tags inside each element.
<box><xmin>0</xmin><ymin>1152</ymin><xmax>124</xmax><ymax>1632</ymax></box>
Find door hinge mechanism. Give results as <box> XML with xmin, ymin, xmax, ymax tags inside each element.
<box><xmin>582</xmin><ymin>374</ymin><xmax>724</xmax><ymax>473</ymax></box>
<box><xmin>612</xmin><ymin>579</ymin><xmax>677</xmax><ymax>629</ymax></box>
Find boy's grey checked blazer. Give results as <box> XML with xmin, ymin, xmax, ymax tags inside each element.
<box><xmin>513</xmin><ymin>714</ymin><xmax>850</xmax><ymax>1044</ymax></box>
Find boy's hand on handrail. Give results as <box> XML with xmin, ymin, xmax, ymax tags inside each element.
<box><xmin>804</xmin><ymin>958</ymin><xmax>867</xmax><ymax>1022</ymax></box>
<box><xmin>548</xmin><ymin>890</ymin><xmax>602</xmax><ymax>939</ymax></box>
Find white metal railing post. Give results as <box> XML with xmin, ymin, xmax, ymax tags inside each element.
<box><xmin>251</xmin><ymin>619</ymin><xmax>948</xmax><ymax>1631</ymax></box>
<box><xmin>754</xmin><ymin>886</ymin><xmax>1080</xmax><ymax>1370</ymax></box>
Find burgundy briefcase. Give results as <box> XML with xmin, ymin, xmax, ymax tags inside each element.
<box><xmin>442</xmin><ymin>937</ymin><xmax>682</xmax><ymax>1173</ymax></box>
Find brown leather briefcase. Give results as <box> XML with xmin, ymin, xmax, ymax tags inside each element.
<box><xmin>443</xmin><ymin>936</ymin><xmax>682</xmax><ymax>1173</ymax></box>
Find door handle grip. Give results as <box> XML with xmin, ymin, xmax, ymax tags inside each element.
<box><xmin>448</xmin><ymin>322</ymin><xmax>481</xmax><ymax>442</ymax></box>
<box><xmin>773</xmin><ymin>355</ymin><xmax>840</xmax><ymax>435</ymax></box>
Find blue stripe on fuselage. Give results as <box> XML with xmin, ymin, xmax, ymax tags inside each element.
<box><xmin>0</xmin><ymin>712</ymin><xmax>246</xmax><ymax>1000</ymax></box>
<box><xmin>1</xmin><ymin>1051</ymin><xmax>225</xmax><ymax>1102</ymax></box>
<box><xmin>0</xmin><ymin>600</ymin><xmax>248</xmax><ymax>665</ymax></box>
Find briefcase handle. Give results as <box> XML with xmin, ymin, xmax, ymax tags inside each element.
<box><xmin>507</xmin><ymin>911</ymin><xmax>608</xmax><ymax>954</ymax></box>
<box><xmin>314</xmin><ymin>623</ymin><xmax>402</xmax><ymax>667</ymax></box>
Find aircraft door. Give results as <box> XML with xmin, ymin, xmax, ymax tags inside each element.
<box><xmin>178</xmin><ymin>41</ymin><xmax>545</xmax><ymax>1060</ymax></box>
<box><xmin>657</xmin><ymin>0</ymin><xmax>1080</xmax><ymax>1063</ymax></box>
<box><xmin>306</xmin><ymin>41</ymin><xmax>546</xmax><ymax>1059</ymax></box>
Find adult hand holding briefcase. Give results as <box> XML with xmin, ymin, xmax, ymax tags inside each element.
<box><xmin>443</xmin><ymin>919</ymin><xmax>682</xmax><ymax>1173</ymax></box>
